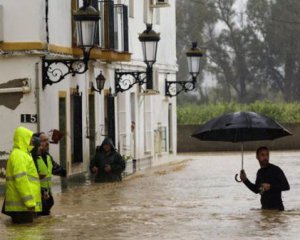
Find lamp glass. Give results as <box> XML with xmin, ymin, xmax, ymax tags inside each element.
<box><xmin>74</xmin><ymin>3</ymin><xmax>100</xmax><ymax>51</ymax></box>
<box><xmin>76</xmin><ymin>20</ymin><xmax>97</xmax><ymax>48</ymax></box>
<box><xmin>139</xmin><ymin>24</ymin><xmax>160</xmax><ymax>67</ymax></box>
<box><xmin>187</xmin><ymin>56</ymin><xmax>201</xmax><ymax>78</ymax></box>
<box><xmin>96</xmin><ymin>73</ymin><xmax>106</xmax><ymax>91</ymax></box>
<box><xmin>141</xmin><ymin>41</ymin><xmax>158</xmax><ymax>67</ymax></box>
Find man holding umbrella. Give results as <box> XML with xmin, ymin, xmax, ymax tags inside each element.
<box><xmin>192</xmin><ymin>111</ymin><xmax>292</xmax><ymax>210</ymax></box>
<box><xmin>240</xmin><ymin>146</ymin><xmax>290</xmax><ymax>211</ymax></box>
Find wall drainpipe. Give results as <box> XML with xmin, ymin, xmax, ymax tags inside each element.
<box><xmin>35</xmin><ymin>62</ymin><xmax>41</xmax><ymax>133</ymax></box>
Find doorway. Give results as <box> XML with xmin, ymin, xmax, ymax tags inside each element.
<box><xmin>59</xmin><ymin>94</ymin><xmax>67</xmax><ymax>169</ymax></box>
<box><xmin>105</xmin><ymin>90</ymin><xmax>115</xmax><ymax>144</ymax></box>
<box><xmin>168</xmin><ymin>103</ymin><xmax>173</xmax><ymax>153</ymax></box>
<box><xmin>89</xmin><ymin>94</ymin><xmax>96</xmax><ymax>157</ymax></box>
<box><xmin>71</xmin><ymin>89</ymin><xmax>83</xmax><ymax>163</ymax></box>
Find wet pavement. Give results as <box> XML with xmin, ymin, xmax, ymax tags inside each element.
<box><xmin>1</xmin><ymin>151</ymin><xmax>300</xmax><ymax>240</ymax></box>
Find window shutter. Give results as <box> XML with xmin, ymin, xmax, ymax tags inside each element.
<box><xmin>123</xmin><ymin>4</ymin><xmax>129</xmax><ymax>52</ymax></box>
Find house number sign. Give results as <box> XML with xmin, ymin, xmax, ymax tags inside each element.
<box><xmin>20</xmin><ymin>114</ymin><xmax>38</xmax><ymax>123</ymax></box>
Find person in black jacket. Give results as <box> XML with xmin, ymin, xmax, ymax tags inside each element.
<box><xmin>240</xmin><ymin>146</ymin><xmax>290</xmax><ymax>211</ymax></box>
<box><xmin>90</xmin><ymin>138</ymin><xmax>126</xmax><ymax>183</ymax></box>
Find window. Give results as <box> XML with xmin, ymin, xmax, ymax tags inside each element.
<box><xmin>159</xmin><ymin>126</ymin><xmax>167</xmax><ymax>153</ymax></box>
<box><xmin>114</xmin><ymin>4</ymin><xmax>129</xmax><ymax>52</ymax></box>
<box><xmin>71</xmin><ymin>0</ymin><xmax>79</xmax><ymax>47</ymax></box>
<box><xmin>99</xmin><ymin>0</ymin><xmax>115</xmax><ymax>49</ymax></box>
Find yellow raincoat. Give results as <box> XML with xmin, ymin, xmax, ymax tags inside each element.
<box><xmin>5</xmin><ymin>127</ymin><xmax>42</xmax><ymax>212</ymax></box>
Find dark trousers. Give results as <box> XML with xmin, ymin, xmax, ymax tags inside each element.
<box><xmin>38</xmin><ymin>188</ymin><xmax>54</xmax><ymax>216</ymax></box>
<box><xmin>11</xmin><ymin>212</ymin><xmax>35</xmax><ymax>224</ymax></box>
<box><xmin>2</xmin><ymin>199</ymin><xmax>35</xmax><ymax>224</ymax></box>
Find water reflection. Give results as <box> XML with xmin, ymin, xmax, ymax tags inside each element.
<box><xmin>1</xmin><ymin>152</ymin><xmax>300</xmax><ymax>239</ymax></box>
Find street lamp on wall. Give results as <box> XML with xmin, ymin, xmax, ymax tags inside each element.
<box><xmin>91</xmin><ymin>71</ymin><xmax>106</xmax><ymax>94</ymax></box>
<box><xmin>165</xmin><ymin>42</ymin><xmax>204</xmax><ymax>97</ymax></box>
<box><xmin>42</xmin><ymin>0</ymin><xmax>100</xmax><ymax>89</ymax></box>
<box><xmin>115</xmin><ymin>24</ymin><xmax>160</xmax><ymax>94</ymax></box>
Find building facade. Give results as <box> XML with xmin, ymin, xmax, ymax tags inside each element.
<box><xmin>0</xmin><ymin>0</ymin><xmax>177</xmax><ymax>180</ymax></box>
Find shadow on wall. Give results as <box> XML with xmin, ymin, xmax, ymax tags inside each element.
<box><xmin>177</xmin><ymin>124</ymin><xmax>300</xmax><ymax>153</ymax></box>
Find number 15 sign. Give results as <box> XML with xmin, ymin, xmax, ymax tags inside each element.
<box><xmin>21</xmin><ymin>114</ymin><xmax>38</xmax><ymax>123</ymax></box>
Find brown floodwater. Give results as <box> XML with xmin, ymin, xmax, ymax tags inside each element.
<box><xmin>1</xmin><ymin>151</ymin><xmax>300</xmax><ymax>240</ymax></box>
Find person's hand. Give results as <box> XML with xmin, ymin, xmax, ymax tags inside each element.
<box><xmin>27</xmin><ymin>207</ymin><xmax>35</xmax><ymax>212</ymax></box>
<box><xmin>92</xmin><ymin>166</ymin><xmax>99</xmax><ymax>174</ymax></box>
<box><xmin>60</xmin><ymin>169</ymin><xmax>67</xmax><ymax>177</ymax></box>
<box><xmin>42</xmin><ymin>191</ymin><xmax>50</xmax><ymax>200</ymax></box>
<box><xmin>261</xmin><ymin>183</ymin><xmax>271</xmax><ymax>191</ymax></box>
<box><xmin>240</xmin><ymin>169</ymin><xmax>247</xmax><ymax>182</ymax></box>
<box><xmin>104</xmin><ymin>164</ymin><xmax>112</xmax><ymax>173</ymax></box>
<box><xmin>39</xmin><ymin>174</ymin><xmax>46</xmax><ymax>179</ymax></box>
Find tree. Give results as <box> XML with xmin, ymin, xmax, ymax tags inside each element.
<box><xmin>177</xmin><ymin>0</ymin><xmax>300</xmax><ymax>103</ymax></box>
<box><xmin>176</xmin><ymin>0</ymin><xmax>217</xmax><ymax>104</ymax></box>
<box><xmin>247</xmin><ymin>0</ymin><xmax>300</xmax><ymax>101</ymax></box>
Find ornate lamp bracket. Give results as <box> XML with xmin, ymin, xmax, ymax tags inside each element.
<box><xmin>115</xmin><ymin>70</ymin><xmax>147</xmax><ymax>93</ymax></box>
<box><xmin>165</xmin><ymin>77</ymin><xmax>197</xmax><ymax>97</ymax></box>
<box><xmin>42</xmin><ymin>58</ymin><xmax>89</xmax><ymax>89</ymax></box>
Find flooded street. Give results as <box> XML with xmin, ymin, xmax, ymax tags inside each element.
<box><xmin>1</xmin><ymin>151</ymin><xmax>300</xmax><ymax>240</ymax></box>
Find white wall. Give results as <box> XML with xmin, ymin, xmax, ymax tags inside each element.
<box><xmin>0</xmin><ymin>56</ymin><xmax>40</xmax><ymax>156</ymax></box>
<box><xmin>113</xmin><ymin>0</ymin><xmax>177</xmax><ymax>164</ymax></box>
<box><xmin>1</xmin><ymin>0</ymin><xmax>45</xmax><ymax>42</ymax></box>
<box><xmin>48</xmin><ymin>0</ymin><xmax>73</xmax><ymax>47</ymax></box>
<box><xmin>0</xmin><ymin>0</ymin><xmax>178</xmax><ymax>177</ymax></box>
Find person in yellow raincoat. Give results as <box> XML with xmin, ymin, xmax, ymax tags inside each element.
<box><xmin>2</xmin><ymin>126</ymin><xmax>42</xmax><ymax>223</ymax></box>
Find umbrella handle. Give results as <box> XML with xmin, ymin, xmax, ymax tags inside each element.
<box><xmin>235</xmin><ymin>173</ymin><xmax>242</xmax><ymax>183</ymax></box>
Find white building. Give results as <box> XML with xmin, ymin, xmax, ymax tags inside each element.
<box><xmin>0</xmin><ymin>0</ymin><xmax>177</xmax><ymax>180</ymax></box>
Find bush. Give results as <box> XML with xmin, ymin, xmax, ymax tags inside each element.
<box><xmin>177</xmin><ymin>101</ymin><xmax>300</xmax><ymax>125</ymax></box>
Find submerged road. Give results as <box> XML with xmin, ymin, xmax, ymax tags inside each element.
<box><xmin>1</xmin><ymin>151</ymin><xmax>300</xmax><ymax>240</ymax></box>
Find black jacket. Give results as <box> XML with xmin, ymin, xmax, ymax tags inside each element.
<box><xmin>244</xmin><ymin>163</ymin><xmax>290</xmax><ymax>210</ymax></box>
<box><xmin>90</xmin><ymin>138</ymin><xmax>126</xmax><ymax>182</ymax></box>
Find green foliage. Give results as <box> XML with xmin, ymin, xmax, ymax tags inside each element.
<box><xmin>177</xmin><ymin>101</ymin><xmax>300</xmax><ymax>125</ymax></box>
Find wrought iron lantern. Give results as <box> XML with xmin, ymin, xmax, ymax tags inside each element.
<box><xmin>165</xmin><ymin>42</ymin><xmax>204</xmax><ymax>97</ymax></box>
<box><xmin>115</xmin><ymin>24</ymin><xmax>160</xmax><ymax>93</ymax></box>
<box><xmin>42</xmin><ymin>0</ymin><xmax>100</xmax><ymax>89</ymax></box>
<box><xmin>91</xmin><ymin>71</ymin><xmax>106</xmax><ymax>94</ymax></box>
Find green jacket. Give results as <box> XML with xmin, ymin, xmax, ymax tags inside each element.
<box><xmin>36</xmin><ymin>154</ymin><xmax>53</xmax><ymax>190</ymax></box>
<box><xmin>5</xmin><ymin>127</ymin><xmax>42</xmax><ymax>212</ymax></box>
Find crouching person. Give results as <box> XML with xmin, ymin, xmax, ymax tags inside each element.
<box><xmin>2</xmin><ymin>126</ymin><xmax>42</xmax><ymax>223</ymax></box>
<box><xmin>33</xmin><ymin>132</ymin><xmax>66</xmax><ymax>216</ymax></box>
<box><xmin>90</xmin><ymin>138</ymin><xmax>126</xmax><ymax>183</ymax></box>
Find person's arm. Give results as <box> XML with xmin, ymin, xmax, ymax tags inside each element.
<box><xmin>90</xmin><ymin>151</ymin><xmax>106</xmax><ymax>173</ymax></box>
<box><xmin>270</xmin><ymin>168</ymin><xmax>290</xmax><ymax>192</ymax></box>
<box><xmin>243</xmin><ymin>179</ymin><xmax>260</xmax><ymax>194</ymax></box>
<box><xmin>242</xmin><ymin>170</ymin><xmax>260</xmax><ymax>194</ymax></box>
<box><xmin>49</xmin><ymin>154</ymin><xmax>66</xmax><ymax>177</ymax></box>
<box><xmin>111</xmin><ymin>153</ymin><xmax>126</xmax><ymax>173</ymax></box>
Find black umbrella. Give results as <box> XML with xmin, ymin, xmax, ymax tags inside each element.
<box><xmin>192</xmin><ymin>111</ymin><xmax>292</xmax><ymax>182</ymax></box>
